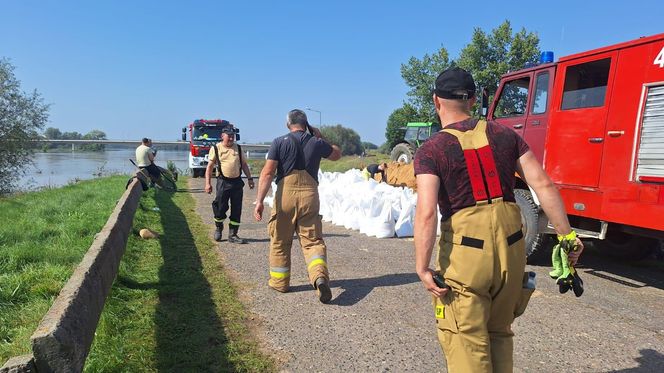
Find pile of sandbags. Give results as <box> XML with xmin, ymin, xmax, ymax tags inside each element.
<box><xmin>265</xmin><ymin>169</ymin><xmax>422</xmax><ymax>238</ymax></box>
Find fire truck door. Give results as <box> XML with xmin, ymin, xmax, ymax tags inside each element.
<box><xmin>491</xmin><ymin>72</ymin><xmax>533</xmax><ymax>139</ymax></box>
<box><xmin>546</xmin><ymin>51</ymin><xmax>617</xmax><ymax>188</ymax></box>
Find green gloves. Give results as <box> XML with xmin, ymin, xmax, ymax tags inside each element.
<box><xmin>550</xmin><ymin>231</ymin><xmax>584</xmax><ymax>297</ymax></box>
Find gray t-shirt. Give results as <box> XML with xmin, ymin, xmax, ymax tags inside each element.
<box><xmin>267</xmin><ymin>131</ymin><xmax>333</xmax><ymax>184</ymax></box>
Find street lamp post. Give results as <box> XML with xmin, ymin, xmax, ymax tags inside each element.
<box><xmin>305</xmin><ymin>107</ymin><xmax>322</xmax><ymax>127</ymax></box>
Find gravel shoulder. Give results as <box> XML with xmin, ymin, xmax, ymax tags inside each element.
<box><xmin>189</xmin><ymin>177</ymin><xmax>664</xmax><ymax>372</ymax></box>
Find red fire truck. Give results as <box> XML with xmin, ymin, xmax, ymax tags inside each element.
<box><xmin>487</xmin><ymin>33</ymin><xmax>664</xmax><ymax>259</ymax></box>
<box><xmin>181</xmin><ymin>119</ymin><xmax>238</xmax><ymax>178</ymax></box>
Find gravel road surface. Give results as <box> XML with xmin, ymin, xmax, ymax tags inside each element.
<box><xmin>188</xmin><ymin>178</ymin><xmax>664</xmax><ymax>372</ymax></box>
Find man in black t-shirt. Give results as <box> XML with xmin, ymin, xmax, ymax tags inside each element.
<box><xmin>254</xmin><ymin>109</ymin><xmax>341</xmax><ymax>304</ymax></box>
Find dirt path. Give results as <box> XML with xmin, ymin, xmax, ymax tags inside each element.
<box><xmin>188</xmin><ymin>177</ymin><xmax>664</xmax><ymax>372</ymax></box>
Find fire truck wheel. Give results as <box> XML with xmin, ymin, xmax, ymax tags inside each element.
<box><xmin>595</xmin><ymin>232</ymin><xmax>656</xmax><ymax>260</ymax></box>
<box><xmin>514</xmin><ymin>189</ymin><xmax>547</xmax><ymax>262</ymax></box>
<box><xmin>192</xmin><ymin>169</ymin><xmax>200</xmax><ymax>178</ymax></box>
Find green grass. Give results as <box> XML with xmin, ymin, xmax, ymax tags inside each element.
<box><xmin>1</xmin><ymin>176</ymin><xmax>275</xmax><ymax>372</ymax></box>
<box><xmin>0</xmin><ymin>175</ymin><xmax>128</xmax><ymax>361</ymax></box>
<box><xmin>85</xmin><ymin>178</ymin><xmax>275</xmax><ymax>372</ymax></box>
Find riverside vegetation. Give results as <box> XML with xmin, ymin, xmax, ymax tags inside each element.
<box><xmin>0</xmin><ymin>176</ymin><xmax>274</xmax><ymax>372</ymax></box>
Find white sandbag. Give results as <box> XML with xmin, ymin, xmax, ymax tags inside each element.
<box><xmin>395</xmin><ymin>195</ymin><xmax>415</xmax><ymax>237</ymax></box>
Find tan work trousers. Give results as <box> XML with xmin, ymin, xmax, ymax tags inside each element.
<box><xmin>434</xmin><ymin>199</ymin><xmax>531</xmax><ymax>373</ymax></box>
<box><xmin>268</xmin><ymin>170</ymin><xmax>328</xmax><ymax>292</ymax></box>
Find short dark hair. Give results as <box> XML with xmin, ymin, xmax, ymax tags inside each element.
<box><xmin>142</xmin><ymin>137</ymin><xmax>149</xmax><ymax>144</ymax></box>
<box><xmin>286</xmin><ymin>109</ymin><xmax>309</xmax><ymax>128</ymax></box>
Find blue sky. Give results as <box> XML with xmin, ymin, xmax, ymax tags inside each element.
<box><xmin>2</xmin><ymin>1</ymin><xmax>663</xmax><ymax>145</ymax></box>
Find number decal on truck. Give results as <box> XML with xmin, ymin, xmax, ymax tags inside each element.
<box><xmin>655</xmin><ymin>46</ymin><xmax>664</xmax><ymax>68</ymax></box>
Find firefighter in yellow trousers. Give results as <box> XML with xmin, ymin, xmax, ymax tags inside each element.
<box><xmin>413</xmin><ymin>68</ymin><xmax>584</xmax><ymax>372</ymax></box>
<box><xmin>254</xmin><ymin>109</ymin><xmax>342</xmax><ymax>303</ymax></box>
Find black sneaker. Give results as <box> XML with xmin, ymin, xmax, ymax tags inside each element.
<box><xmin>228</xmin><ymin>234</ymin><xmax>247</xmax><ymax>244</ymax></box>
<box><xmin>315</xmin><ymin>277</ymin><xmax>332</xmax><ymax>304</ymax></box>
<box><xmin>214</xmin><ymin>225</ymin><xmax>223</xmax><ymax>242</ymax></box>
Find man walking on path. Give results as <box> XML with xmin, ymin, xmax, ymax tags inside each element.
<box><xmin>413</xmin><ymin>67</ymin><xmax>584</xmax><ymax>372</ymax></box>
<box><xmin>253</xmin><ymin>109</ymin><xmax>342</xmax><ymax>303</ymax></box>
<box><xmin>205</xmin><ymin>125</ymin><xmax>254</xmax><ymax>243</ymax></box>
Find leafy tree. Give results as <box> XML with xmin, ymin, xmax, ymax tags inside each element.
<box><xmin>384</xmin><ymin>103</ymin><xmax>421</xmax><ymax>150</ymax></box>
<box><xmin>400</xmin><ymin>48</ymin><xmax>453</xmax><ymax>121</ymax></box>
<box><xmin>361</xmin><ymin>141</ymin><xmax>378</xmax><ymax>150</ymax></box>
<box><xmin>0</xmin><ymin>59</ymin><xmax>49</xmax><ymax>194</ymax></box>
<box><xmin>390</xmin><ymin>20</ymin><xmax>540</xmax><ymax>129</ymax></box>
<box><xmin>457</xmin><ymin>20</ymin><xmax>540</xmax><ymax>95</ymax></box>
<box><xmin>43</xmin><ymin>127</ymin><xmax>62</xmax><ymax>139</ymax></box>
<box><xmin>81</xmin><ymin>129</ymin><xmax>107</xmax><ymax>151</ymax></box>
<box><xmin>61</xmin><ymin>131</ymin><xmax>82</xmax><ymax>140</ymax></box>
<box><xmin>320</xmin><ymin>124</ymin><xmax>364</xmax><ymax>155</ymax></box>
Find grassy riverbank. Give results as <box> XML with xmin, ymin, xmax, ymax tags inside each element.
<box><xmin>0</xmin><ymin>176</ymin><xmax>274</xmax><ymax>372</ymax></box>
<box><xmin>0</xmin><ymin>176</ymin><xmax>127</xmax><ymax>361</ymax></box>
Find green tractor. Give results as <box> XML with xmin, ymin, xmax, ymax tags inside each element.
<box><xmin>390</xmin><ymin>122</ymin><xmax>441</xmax><ymax>164</ymax></box>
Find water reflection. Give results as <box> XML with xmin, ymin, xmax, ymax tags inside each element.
<box><xmin>21</xmin><ymin>149</ymin><xmax>188</xmax><ymax>190</ymax></box>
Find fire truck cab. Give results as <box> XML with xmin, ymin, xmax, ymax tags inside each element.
<box><xmin>488</xmin><ymin>33</ymin><xmax>664</xmax><ymax>259</ymax></box>
<box><xmin>181</xmin><ymin>119</ymin><xmax>238</xmax><ymax>178</ymax></box>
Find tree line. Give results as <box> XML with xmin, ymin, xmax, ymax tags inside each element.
<box><xmin>384</xmin><ymin>20</ymin><xmax>540</xmax><ymax>150</ymax></box>
<box><xmin>42</xmin><ymin>127</ymin><xmax>108</xmax><ymax>151</ymax></box>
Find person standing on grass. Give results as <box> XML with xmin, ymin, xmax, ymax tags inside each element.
<box><xmin>253</xmin><ymin>109</ymin><xmax>342</xmax><ymax>304</ymax></box>
<box><xmin>205</xmin><ymin>125</ymin><xmax>254</xmax><ymax>244</ymax></box>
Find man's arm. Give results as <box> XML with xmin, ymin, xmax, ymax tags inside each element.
<box><xmin>310</xmin><ymin>126</ymin><xmax>342</xmax><ymax>161</ymax></box>
<box><xmin>254</xmin><ymin>159</ymin><xmax>278</xmax><ymax>221</ymax></box>
<box><xmin>414</xmin><ymin>174</ymin><xmax>448</xmax><ymax>298</ymax></box>
<box><xmin>516</xmin><ymin>150</ymin><xmax>584</xmax><ymax>263</ymax></box>
<box><xmin>204</xmin><ymin>160</ymin><xmax>215</xmax><ymax>194</ymax></box>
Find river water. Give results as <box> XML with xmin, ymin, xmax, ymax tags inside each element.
<box><xmin>20</xmin><ymin>149</ymin><xmax>189</xmax><ymax>190</ymax></box>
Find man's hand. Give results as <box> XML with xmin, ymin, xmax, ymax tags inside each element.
<box><xmin>254</xmin><ymin>201</ymin><xmax>264</xmax><ymax>221</ymax></box>
<box><xmin>417</xmin><ymin>268</ymin><xmax>450</xmax><ymax>299</ymax></box>
<box><xmin>568</xmin><ymin>237</ymin><xmax>584</xmax><ymax>267</ymax></box>
<box><xmin>248</xmin><ymin>179</ymin><xmax>255</xmax><ymax>189</ymax></box>
<box><xmin>204</xmin><ymin>183</ymin><xmax>212</xmax><ymax>194</ymax></box>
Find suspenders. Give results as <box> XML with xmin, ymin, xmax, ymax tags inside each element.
<box><xmin>442</xmin><ymin>120</ymin><xmax>503</xmax><ymax>204</ymax></box>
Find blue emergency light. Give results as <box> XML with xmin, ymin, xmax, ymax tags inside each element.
<box><xmin>540</xmin><ymin>51</ymin><xmax>554</xmax><ymax>64</ymax></box>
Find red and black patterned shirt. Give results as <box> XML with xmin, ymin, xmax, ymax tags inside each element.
<box><xmin>413</xmin><ymin>118</ymin><xmax>530</xmax><ymax>221</ymax></box>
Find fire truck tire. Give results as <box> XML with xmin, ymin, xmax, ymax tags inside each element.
<box><xmin>192</xmin><ymin>169</ymin><xmax>201</xmax><ymax>178</ymax></box>
<box><xmin>595</xmin><ymin>232</ymin><xmax>656</xmax><ymax>260</ymax></box>
<box><xmin>390</xmin><ymin>143</ymin><xmax>414</xmax><ymax>164</ymax></box>
<box><xmin>514</xmin><ymin>189</ymin><xmax>547</xmax><ymax>262</ymax></box>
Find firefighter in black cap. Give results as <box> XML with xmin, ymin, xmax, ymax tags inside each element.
<box><xmin>414</xmin><ymin>67</ymin><xmax>584</xmax><ymax>372</ymax></box>
<box><xmin>205</xmin><ymin>125</ymin><xmax>254</xmax><ymax>243</ymax></box>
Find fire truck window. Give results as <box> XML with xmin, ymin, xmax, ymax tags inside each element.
<box><xmin>494</xmin><ymin>77</ymin><xmax>530</xmax><ymax>118</ymax></box>
<box><xmin>531</xmin><ymin>72</ymin><xmax>549</xmax><ymax>114</ymax></box>
<box><xmin>561</xmin><ymin>58</ymin><xmax>611</xmax><ymax>110</ymax></box>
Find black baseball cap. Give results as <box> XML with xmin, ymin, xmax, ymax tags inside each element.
<box><xmin>434</xmin><ymin>67</ymin><xmax>476</xmax><ymax>99</ymax></box>
<box><xmin>221</xmin><ymin>126</ymin><xmax>236</xmax><ymax>134</ymax></box>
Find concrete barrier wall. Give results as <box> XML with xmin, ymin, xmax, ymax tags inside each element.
<box><xmin>1</xmin><ymin>176</ymin><xmax>145</xmax><ymax>373</ymax></box>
